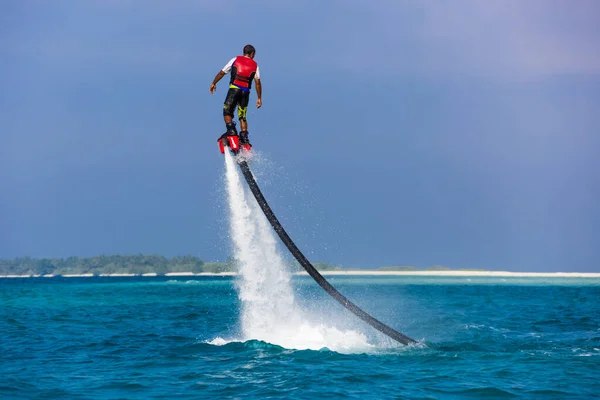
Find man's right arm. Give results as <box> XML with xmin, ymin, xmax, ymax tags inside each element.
<box><xmin>255</xmin><ymin>78</ymin><xmax>262</xmax><ymax>108</ymax></box>
<box><xmin>254</xmin><ymin>66</ymin><xmax>262</xmax><ymax>108</ymax></box>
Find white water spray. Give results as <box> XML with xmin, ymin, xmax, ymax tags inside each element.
<box><xmin>220</xmin><ymin>150</ymin><xmax>375</xmax><ymax>352</ymax></box>
<box><xmin>223</xmin><ymin>151</ymin><xmax>297</xmax><ymax>339</ymax></box>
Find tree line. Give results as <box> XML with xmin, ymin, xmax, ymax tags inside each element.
<box><xmin>1</xmin><ymin>255</ymin><xmax>209</xmax><ymax>276</ymax></box>
<box><xmin>0</xmin><ymin>255</ymin><xmax>342</xmax><ymax>276</ymax></box>
<box><xmin>0</xmin><ymin>255</ymin><xmax>472</xmax><ymax>276</ymax></box>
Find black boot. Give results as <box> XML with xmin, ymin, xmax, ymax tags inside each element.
<box><xmin>225</xmin><ymin>121</ymin><xmax>238</xmax><ymax>136</ymax></box>
<box><xmin>239</xmin><ymin>130</ymin><xmax>250</xmax><ymax>145</ymax></box>
<box><xmin>218</xmin><ymin>122</ymin><xmax>239</xmax><ymax>148</ymax></box>
<box><xmin>219</xmin><ymin>121</ymin><xmax>238</xmax><ymax>140</ymax></box>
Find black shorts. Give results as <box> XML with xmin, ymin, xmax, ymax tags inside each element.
<box><xmin>223</xmin><ymin>87</ymin><xmax>250</xmax><ymax>121</ymax></box>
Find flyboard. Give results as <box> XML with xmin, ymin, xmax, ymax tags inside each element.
<box><xmin>219</xmin><ymin>134</ymin><xmax>416</xmax><ymax>346</ymax></box>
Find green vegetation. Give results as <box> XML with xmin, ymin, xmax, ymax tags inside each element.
<box><xmin>0</xmin><ymin>255</ymin><xmax>343</xmax><ymax>276</ymax></box>
<box><xmin>0</xmin><ymin>255</ymin><xmax>486</xmax><ymax>276</ymax></box>
<box><xmin>311</xmin><ymin>262</ymin><xmax>342</xmax><ymax>271</ymax></box>
<box><xmin>0</xmin><ymin>255</ymin><xmax>211</xmax><ymax>276</ymax></box>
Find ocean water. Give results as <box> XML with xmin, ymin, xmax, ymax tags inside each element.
<box><xmin>1</xmin><ymin>275</ymin><xmax>599</xmax><ymax>399</ymax></box>
<box><xmin>2</xmin><ymin>152</ymin><xmax>599</xmax><ymax>399</ymax></box>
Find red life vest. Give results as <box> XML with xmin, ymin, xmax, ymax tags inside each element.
<box><xmin>230</xmin><ymin>56</ymin><xmax>258</xmax><ymax>90</ymax></box>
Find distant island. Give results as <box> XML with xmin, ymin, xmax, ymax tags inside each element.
<box><xmin>2</xmin><ymin>255</ymin><xmax>597</xmax><ymax>278</ymax></box>
<box><xmin>0</xmin><ymin>255</ymin><xmax>466</xmax><ymax>276</ymax></box>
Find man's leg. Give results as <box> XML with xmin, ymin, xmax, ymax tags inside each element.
<box><xmin>238</xmin><ymin>91</ymin><xmax>251</xmax><ymax>146</ymax></box>
<box><xmin>222</xmin><ymin>88</ymin><xmax>239</xmax><ymax>136</ymax></box>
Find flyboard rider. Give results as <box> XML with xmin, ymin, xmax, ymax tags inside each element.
<box><xmin>209</xmin><ymin>44</ymin><xmax>262</xmax><ymax>152</ymax></box>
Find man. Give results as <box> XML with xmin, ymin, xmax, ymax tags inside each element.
<box><xmin>210</xmin><ymin>44</ymin><xmax>262</xmax><ymax>150</ymax></box>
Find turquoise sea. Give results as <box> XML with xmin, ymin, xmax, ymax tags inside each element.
<box><xmin>1</xmin><ymin>275</ymin><xmax>599</xmax><ymax>399</ymax></box>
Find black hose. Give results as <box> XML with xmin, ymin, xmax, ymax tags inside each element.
<box><xmin>237</xmin><ymin>160</ymin><xmax>416</xmax><ymax>345</ymax></box>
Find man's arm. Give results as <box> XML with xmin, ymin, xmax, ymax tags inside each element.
<box><xmin>209</xmin><ymin>58</ymin><xmax>235</xmax><ymax>94</ymax></box>
<box><xmin>254</xmin><ymin>77</ymin><xmax>262</xmax><ymax>108</ymax></box>
<box><xmin>209</xmin><ymin>71</ymin><xmax>226</xmax><ymax>94</ymax></box>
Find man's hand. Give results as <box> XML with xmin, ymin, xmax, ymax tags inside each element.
<box><xmin>210</xmin><ymin>71</ymin><xmax>226</xmax><ymax>94</ymax></box>
<box><xmin>256</xmin><ymin>98</ymin><xmax>262</xmax><ymax>109</ymax></box>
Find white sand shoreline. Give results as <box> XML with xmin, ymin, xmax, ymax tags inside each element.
<box><xmin>314</xmin><ymin>271</ymin><xmax>600</xmax><ymax>278</ymax></box>
<box><xmin>1</xmin><ymin>271</ymin><xmax>599</xmax><ymax>278</ymax></box>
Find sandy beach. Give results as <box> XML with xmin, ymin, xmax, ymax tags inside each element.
<box><xmin>312</xmin><ymin>270</ymin><xmax>600</xmax><ymax>278</ymax></box>
<box><xmin>1</xmin><ymin>271</ymin><xmax>599</xmax><ymax>278</ymax></box>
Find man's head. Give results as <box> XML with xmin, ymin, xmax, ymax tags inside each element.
<box><xmin>243</xmin><ymin>44</ymin><xmax>256</xmax><ymax>58</ymax></box>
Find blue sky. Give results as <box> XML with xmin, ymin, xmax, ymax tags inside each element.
<box><xmin>1</xmin><ymin>0</ymin><xmax>599</xmax><ymax>271</ymax></box>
